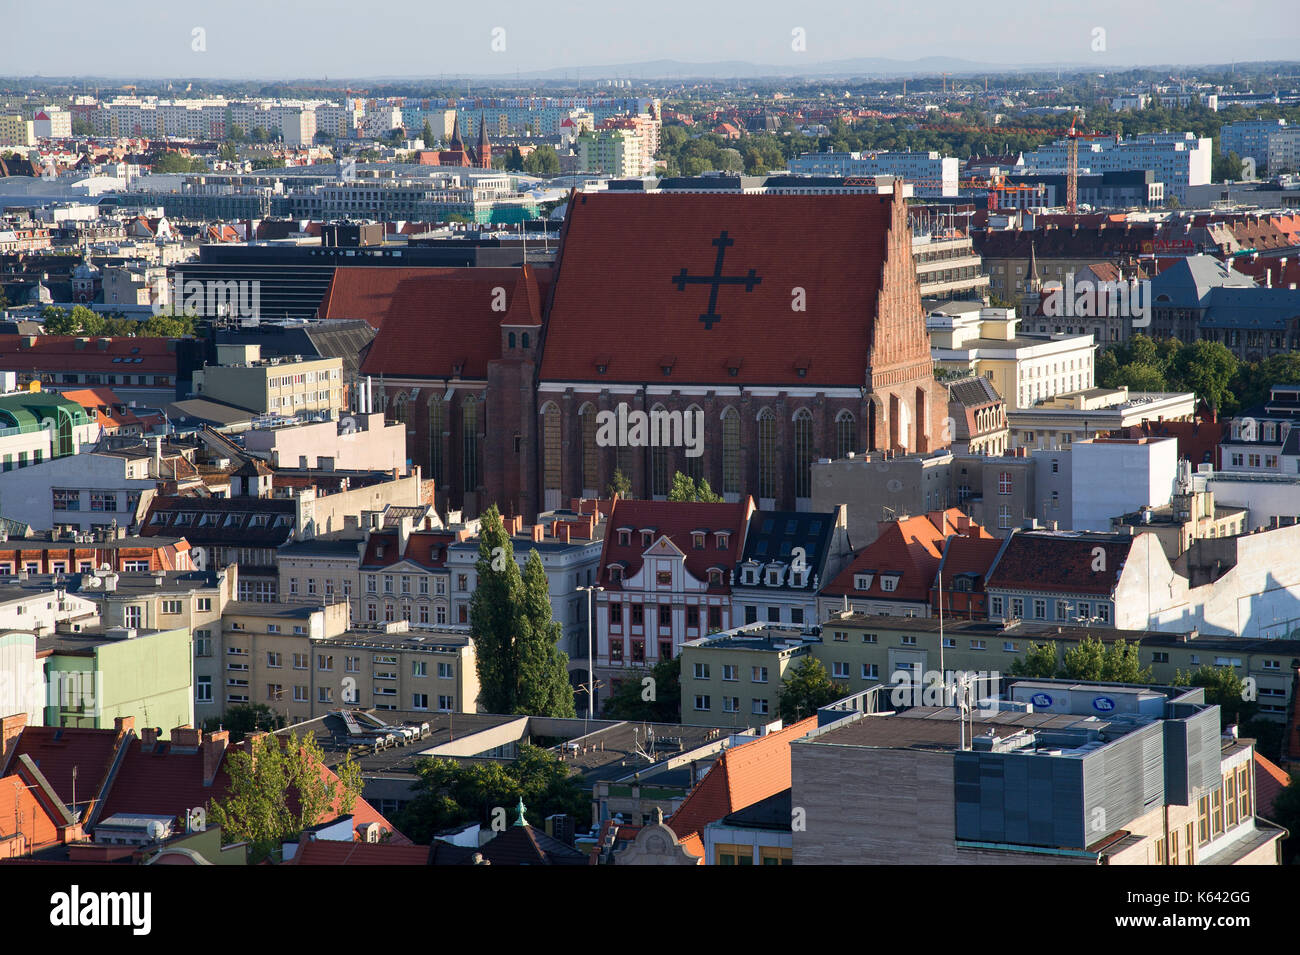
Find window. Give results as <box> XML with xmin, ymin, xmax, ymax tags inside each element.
<box><xmin>294</xmin><ymin>685</ymin><xmax>308</xmax><ymax>702</ymax></box>
<box><xmin>267</xmin><ymin>651</ymin><xmax>282</xmax><ymax>668</ymax></box>
<box><xmin>998</xmin><ymin>472</ymin><xmax>1012</xmax><ymax>495</ymax></box>
<box><xmin>293</xmin><ymin>653</ymin><xmax>308</xmax><ymax>669</ymax></box>
<box><xmin>832</xmin><ymin>662</ymin><xmax>849</xmax><ymax>678</ymax></box>
<box><xmin>693</xmin><ymin>663</ymin><xmax>710</xmax><ymax>679</ymax></box>
<box><xmin>195</xmin><ymin>632</ymin><xmax>212</xmax><ymax>657</ymax></box>
<box><xmin>722</xmin><ymin>407</ymin><xmax>741</xmax><ymax>495</ymax></box>
<box><xmin>161</xmin><ymin>599</ymin><xmax>182</xmax><ymax>615</ymax></box>
<box><xmin>901</xmin><ymin>635</ymin><xmax>917</xmax><ymax>646</ymax></box>
<box><xmin>862</xmin><ymin>663</ymin><xmax>878</xmax><ymax>679</ymax></box>
<box><xmin>196</xmin><ymin>597</ymin><xmax>212</xmax><ymax>612</ymax></box>
<box><xmin>90</xmin><ymin>491</ymin><xmax>118</xmax><ymax>512</ymax></box>
<box><xmin>317</xmin><ymin>654</ymin><xmax>333</xmax><ymax>671</ymax></box>
<box><xmin>124</xmin><ymin>605</ymin><xmax>142</xmax><ymax>628</ymax></box>
<box><xmin>722</xmin><ymin>696</ymin><xmax>739</xmax><ymax>713</ymax></box>
<box><xmin>438</xmin><ymin>662</ymin><xmax>454</xmax><ymax>679</ymax></box>
<box><xmin>861</xmin><ymin>632</ymin><xmax>877</xmax><ymax>644</ymax></box>
<box><xmin>752</xmin><ymin>666</ymin><xmax>768</xmax><ymax>683</ymax></box>
<box><xmin>794</xmin><ymin>408</ymin><xmax>814</xmax><ymax>498</ymax></box>
<box><xmin>412</xmin><ymin>694</ymin><xmax>429</xmax><ymax>710</ymax></box>
<box><xmin>318</xmin><ymin>686</ymin><xmax>333</xmax><ymax>703</ymax></box>
<box><xmin>196</xmin><ymin>677</ymin><xmax>212</xmax><ymax>703</ymax></box>
<box><xmin>716</xmin><ymin>844</ymin><xmax>753</xmax><ymax>866</ymax></box>
<box><xmin>751</xmin><ymin>698</ymin><xmax>769</xmax><ymax>715</ymax></box>
<box><xmin>722</xmin><ymin>664</ymin><xmax>737</xmax><ymax>681</ymax></box>
<box><xmin>1032</xmin><ymin>599</ymin><xmax>1046</xmax><ymax>619</ymax></box>
<box><xmin>694</xmin><ymin>695</ymin><xmax>711</xmax><ymax>711</ymax></box>
<box><xmin>438</xmin><ymin>695</ymin><xmax>455</xmax><ymax>711</ymax></box>
<box><xmin>412</xmin><ymin>660</ymin><xmax>427</xmax><ymax>677</ymax></box>
<box><xmin>757</xmin><ymin>409</ymin><xmax>777</xmax><ymax>500</ymax></box>
<box><xmin>53</xmin><ymin>489</ymin><xmax>79</xmax><ymax>511</ymax></box>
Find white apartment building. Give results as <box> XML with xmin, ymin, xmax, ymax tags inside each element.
<box><xmin>1071</xmin><ymin>437</ymin><xmax>1179</xmax><ymax>532</ymax></box>
<box><xmin>789</xmin><ymin>151</ymin><xmax>959</xmax><ymax>197</ymax></box>
<box><xmin>33</xmin><ymin>108</ymin><xmax>72</xmax><ymax>138</ymax></box>
<box><xmin>928</xmin><ymin>306</ymin><xmax>1096</xmax><ymax>412</ymax></box>
<box><xmin>1021</xmin><ymin>133</ymin><xmax>1212</xmax><ymax>201</ymax></box>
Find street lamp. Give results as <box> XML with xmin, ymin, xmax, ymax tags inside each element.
<box><xmin>576</xmin><ymin>585</ymin><xmax>604</xmax><ymax>719</ymax></box>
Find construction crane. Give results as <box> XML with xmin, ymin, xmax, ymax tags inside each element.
<box><xmin>1065</xmin><ymin>114</ymin><xmax>1110</xmax><ymax>214</ymax></box>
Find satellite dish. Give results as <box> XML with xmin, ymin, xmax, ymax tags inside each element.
<box><xmin>86</xmin><ymin>576</ymin><xmax>101</xmax><ymax>588</ymax></box>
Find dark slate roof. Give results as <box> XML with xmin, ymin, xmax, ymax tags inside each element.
<box><xmin>737</xmin><ymin>510</ymin><xmax>838</xmax><ymax>586</ymax></box>
<box><xmin>947</xmin><ymin>375</ymin><xmax>1002</xmax><ymax>409</ymax></box>
<box><xmin>430</xmin><ymin>825</ymin><xmax>588</xmax><ymax>866</ymax></box>
<box><xmin>1149</xmin><ymin>256</ymin><xmax>1256</xmax><ymax>309</ymax></box>
<box><xmin>1200</xmin><ymin>287</ymin><xmax>1300</xmax><ymax>330</ymax></box>
<box><xmin>720</xmin><ymin>788</ymin><xmax>793</xmax><ymax>831</ymax></box>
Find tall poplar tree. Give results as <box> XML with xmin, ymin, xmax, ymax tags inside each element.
<box><xmin>471</xmin><ymin>506</ymin><xmax>575</xmax><ymax>716</ymax></box>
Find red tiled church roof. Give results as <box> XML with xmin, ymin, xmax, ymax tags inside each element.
<box><xmin>539</xmin><ymin>192</ymin><xmax>901</xmax><ymax>386</ymax></box>
<box><xmin>357</xmin><ymin>266</ymin><xmax>550</xmax><ymax>379</ymax></box>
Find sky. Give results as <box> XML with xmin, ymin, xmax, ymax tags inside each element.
<box><xmin>2</xmin><ymin>0</ymin><xmax>1298</xmax><ymax>79</ymax></box>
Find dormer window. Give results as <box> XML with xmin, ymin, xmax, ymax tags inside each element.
<box><xmin>743</xmin><ymin>565</ymin><xmax>758</xmax><ymax>585</ymax></box>
<box><xmin>617</xmin><ymin>529</ymin><xmax>631</xmax><ymax>546</ymax></box>
<box><xmin>660</xmin><ymin>356</ymin><xmax>675</xmax><ymax>376</ymax></box>
<box><xmin>765</xmin><ymin>567</ymin><xmax>782</xmax><ymax>587</ymax></box>
<box><xmin>854</xmin><ymin>572</ymin><xmax>874</xmax><ymax>591</ymax></box>
<box><xmin>609</xmin><ymin>565</ymin><xmax>623</xmax><ymax>583</ymax></box>
<box><xmin>880</xmin><ymin>574</ymin><xmax>900</xmax><ymax>592</ymax></box>
<box><xmin>715</xmin><ymin>533</ymin><xmax>729</xmax><ymax>550</ymax></box>
<box><xmin>708</xmin><ymin>569</ymin><xmax>723</xmax><ymax>587</ymax></box>
<box><xmin>692</xmin><ymin>532</ymin><xmax>705</xmax><ymax>550</ymax></box>
<box><xmin>641</xmin><ymin>531</ymin><xmax>653</xmax><ymax>548</ymax></box>
<box><xmin>791</xmin><ymin>571</ymin><xmax>805</xmax><ymax>588</ymax></box>
<box><xmin>595</xmin><ymin>355</ymin><xmax>611</xmax><ymax>376</ymax></box>
<box><xmin>725</xmin><ymin>357</ymin><xmax>742</xmax><ymax>378</ymax></box>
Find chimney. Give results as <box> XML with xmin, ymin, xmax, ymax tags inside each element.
<box><xmin>202</xmin><ymin>730</ymin><xmax>229</xmax><ymax>786</ymax></box>
<box><xmin>532</xmin><ymin>524</ymin><xmax>544</xmax><ymax>543</ymax></box>
<box><xmin>172</xmin><ymin>725</ymin><xmax>202</xmax><ymax>748</ymax></box>
<box><xmin>1</xmin><ymin>712</ymin><xmax>27</xmax><ymax>763</ymax></box>
<box><xmin>559</xmin><ymin>523</ymin><xmax>571</xmax><ymax>544</ymax></box>
<box><xmin>113</xmin><ymin>716</ymin><xmax>135</xmax><ymax>736</ymax></box>
<box><xmin>140</xmin><ymin>726</ymin><xmax>161</xmax><ymax>751</ymax></box>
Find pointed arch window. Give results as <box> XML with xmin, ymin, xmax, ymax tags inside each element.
<box><xmin>722</xmin><ymin>407</ymin><xmax>741</xmax><ymax>495</ymax></box>
<box><xmin>758</xmin><ymin>408</ymin><xmax>777</xmax><ymax>500</ymax></box>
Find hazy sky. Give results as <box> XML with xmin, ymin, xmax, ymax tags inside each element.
<box><xmin>3</xmin><ymin>0</ymin><xmax>1298</xmax><ymax>78</ymax></box>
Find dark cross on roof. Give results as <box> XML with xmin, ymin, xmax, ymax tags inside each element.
<box><xmin>671</xmin><ymin>230</ymin><xmax>761</xmax><ymax>330</ymax></box>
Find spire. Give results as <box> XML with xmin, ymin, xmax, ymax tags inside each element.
<box><xmin>1027</xmin><ymin>241</ymin><xmax>1042</xmax><ymax>293</ymax></box>
<box><xmin>448</xmin><ymin>112</ymin><xmax>463</xmax><ymax>149</ymax></box>
<box><xmin>476</xmin><ymin>111</ymin><xmax>491</xmax><ymax>167</ymax></box>
<box><xmin>512</xmin><ymin>796</ymin><xmax>528</xmax><ymax>827</ymax></box>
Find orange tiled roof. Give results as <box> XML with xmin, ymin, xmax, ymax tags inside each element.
<box><xmin>667</xmin><ymin>717</ymin><xmax>816</xmax><ymax>849</ymax></box>
<box><xmin>1254</xmin><ymin>751</ymin><xmax>1290</xmax><ymax>822</ymax></box>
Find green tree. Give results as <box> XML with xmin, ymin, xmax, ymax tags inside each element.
<box><xmin>152</xmin><ymin>151</ymin><xmax>204</xmax><ymax>173</ymax></box>
<box><xmin>522</xmin><ymin>145</ymin><xmax>560</xmax><ymax>177</ymax></box>
<box><xmin>471</xmin><ymin>505</ymin><xmax>524</xmax><ymax>714</ymax></box>
<box><xmin>777</xmin><ymin>657</ymin><xmax>847</xmax><ymax>723</ymax></box>
<box><xmin>1059</xmin><ymin>636</ymin><xmax>1152</xmax><ymax>683</ymax></box>
<box><xmin>470</xmin><ymin>507</ymin><xmax>574</xmax><ymax>717</ymax></box>
<box><xmin>208</xmin><ymin>731</ymin><xmax>361</xmax><ymax>861</ymax></box>
<box><xmin>515</xmin><ymin>550</ymin><xmax>576</xmax><ymax>717</ymax></box>
<box><xmin>601</xmin><ymin>656</ymin><xmax>681</xmax><ymax>722</ymax></box>
<box><xmin>201</xmin><ymin>702</ymin><xmax>286</xmax><ymax>743</ymax></box>
<box><xmin>607</xmin><ymin>468</ymin><xmax>632</xmax><ymax>500</ymax></box>
<box><xmin>667</xmin><ymin>471</ymin><xmax>724</xmax><ymax>502</ymax></box>
<box><xmin>1111</xmin><ymin>362</ymin><xmax>1167</xmax><ymax>393</ymax></box>
<box><xmin>0</xmin><ymin>286</ymin><xmax>8</xmax><ymax>311</ymax></box>
<box><xmin>1172</xmin><ymin>665</ymin><xmax>1257</xmax><ymax>727</ymax></box>
<box><xmin>1010</xmin><ymin>641</ymin><xmax>1059</xmax><ymax>678</ymax></box>
<box><xmin>503</xmin><ymin>146</ymin><xmax>525</xmax><ymax>172</ymax></box>
<box><xmin>218</xmin><ymin>141</ymin><xmax>239</xmax><ymax>162</ymax></box>
<box><xmin>40</xmin><ymin>305</ymin><xmax>76</xmax><ymax>334</ymax></box>
<box><xmin>1167</xmin><ymin>340</ymin><xmax>1239</xmax><ymax>412</ymax></box>
<box><xmin>421</xmin><ymin>119</ymin><xmax>435</xmax><ymax>146</ymax></box>
<box><xmin>396</xmin><ymin>743</ymin><xmax>587</xmax><ymax>843</ymax></box>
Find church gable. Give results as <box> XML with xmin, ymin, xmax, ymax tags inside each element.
<box><xmin>539</xmin><ymin>192</ymin><xmax>907</xmax><ymax>387</ymax></box>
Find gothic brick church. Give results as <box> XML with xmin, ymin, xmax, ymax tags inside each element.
<box><xmin>318</xmin><ymin>187</ymin><xmax>946</xmax><ymax>520</ymax></box>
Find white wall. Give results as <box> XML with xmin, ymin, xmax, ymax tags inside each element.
<box><xmin>1072</xmin><ymin>439</ymin><xmax>1177</xmax><ymax>532</ymax></box>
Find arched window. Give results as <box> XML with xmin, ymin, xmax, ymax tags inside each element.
<box><xmin>836</xmin><ymin>410</ymin><xmax>856</xmax><ymax>459</ymax></box>
<box><xmin>426</xmin><ymin>394</ymin><xmax>444</xmax><ymax>486</ymax></box>
<box><xmin>542</xmin><ymin>402</ymin><xmax>561</xmax><ymax>495</ymax></box>
<box><xmin>721</xmin><ymin>407</ymin><xmax>741</xmax><ymax>495</ymax></box>
<box><xmin>508</xmin><ymin>332</ymin><xmax>516</xmax><ymax>349</ymax></box>
<box><xmin>392</xmin><ymin>392</ymin><xmax>409</xmax><ymax>426</ymax></box>
<box><xmin>650</xmin><ymin>405</ymin><xmax>670</xmax><ymax>497</ymax></box>
<box><xmin>522</xmin><ymin>332</ymin><xmax>530</xmax><ymax>349</ymax></box>
<box><xmin>758</xmin><ymin>408</ymin><xmax>777</xmax><ymax>500</ymax></box>
<box><xmin>794</xmin><ymin>408</ymin><xmax>813</xmax><ymax>499</ymax></box>
<box><xmin>684</xmin><ymin>404</ymin><xmax>703</xmax><ymax>485</ymax></box>
<box><xmin>462</xmin><ymin>396</ymin><xmax>479</xmax><ymax>492</ymax></box>
<box><xmin>579</xmin><ymin>404</ymin><xmax>598</xmax><ymax>491</ymax></box>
